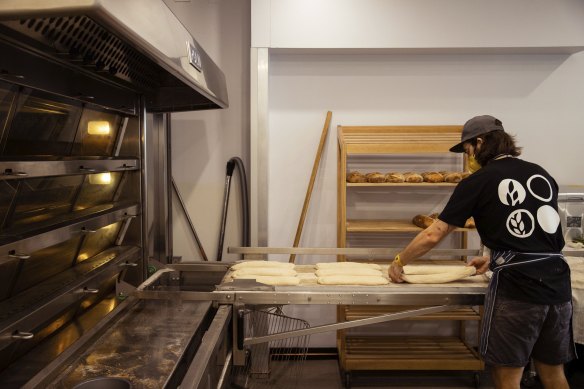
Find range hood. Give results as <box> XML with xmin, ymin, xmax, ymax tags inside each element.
<box><xmin>0</xmin><ymin>0</ymin><xmax>228</xmax><ymax>113</ymax></box>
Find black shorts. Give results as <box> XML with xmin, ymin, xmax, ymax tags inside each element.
<box><xmin>483</xmin><ymin>296</ymin><xmax>576</xmax><ymax>367</ymax></box>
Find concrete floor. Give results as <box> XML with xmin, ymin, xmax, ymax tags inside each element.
<box><xmin>286</xmin><ymin>358</ymin><xmax>584</xmax><ymax>389</ymax></box>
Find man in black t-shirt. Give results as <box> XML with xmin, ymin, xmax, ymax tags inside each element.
<box><xmin>388</xmin><ymin>115</ymin><xmax>574</xmax><ymax>389</ymax></box>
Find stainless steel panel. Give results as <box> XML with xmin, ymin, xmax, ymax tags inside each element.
<box><xmin>0</xmin><ymin>159</ymin><xmax>139</xmax><ymax>180</ymax></box>
<box><xmin>25</xmin><ymin>298</ymin><xmax>214</xmax><ymax>389</ymax></box>
<box><xmin>0</xmin><ymin>0</ymin><xmax>228</xmax><ymax>111</ymax></box>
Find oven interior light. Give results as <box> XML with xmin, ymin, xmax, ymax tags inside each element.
<box><xmin>88</xmin><ymin>172</ymin><xmax>112</xmax><ymax>185</ymax></box>
<box><xmin>87</xmin><ymin>121</ymin><xmax>111</xmax><ymax>135</ymax></box>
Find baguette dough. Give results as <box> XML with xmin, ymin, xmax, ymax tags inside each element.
<box><xmin>317</xmin><ymin>275</ymin><xmax>389</xmax><ymax>285</ymax></box>
<box><xmin>316</xmin><ymin>262</ymin><xmax>382</xmax><ymax>270</ymax></box>
<box><xmin>403</xmin><ymin>265</ymin><xmax>472</xmax><ymax>275</ymax></box>
<box><xmin>233</xmin><ymin>275</ymin><xmax>300</xmax><ymax>286</ymax></box>
<box><xmin>232</xmin><ymin>268</ymin><xmax>297</xmax><ymax>277</ymax></box>
<box><xmin>231</xmin><ymin>261</ymin><xmax>295</xmax><ymax>270</ymax></box>
<box><xmin>315</xmin><ymin>268</ymin><xmax>382</xmax><ymax>277</ymax></box>
<box><xmin>401</xmin><ymin>266</ymin><xmax>476</xmax><ymax>284</ymax></box>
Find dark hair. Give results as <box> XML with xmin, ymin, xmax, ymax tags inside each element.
<box><xmin>468</xmin><ymin>130</ymin><xmax>522</xmax><ymax>166</ymax></box>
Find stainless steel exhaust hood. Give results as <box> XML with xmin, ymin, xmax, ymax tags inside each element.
<box><xmin>0</xmin><ymin>0</ymin><xmax>228</xmax><ymax>113</ymax></box>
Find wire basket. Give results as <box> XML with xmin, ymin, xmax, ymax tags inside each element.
<box><xmin>231</xmin><ymin>306</ymin><xmax>310</xmax><ymax>389</ymax></box>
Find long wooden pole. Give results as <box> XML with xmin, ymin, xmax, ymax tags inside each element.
<box><xmin>289</xmin><ymin>111</ymin><xmax>333</xmax><ymax>263</ymax></box>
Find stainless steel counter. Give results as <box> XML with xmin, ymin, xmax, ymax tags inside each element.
<box><xmin>38</xmin><ymin>299</ymin><xmax>213</xmax><ymax>389</ymax></box>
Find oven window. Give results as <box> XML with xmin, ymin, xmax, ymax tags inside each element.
<box><xmin>0</xmin><ymin>81</ymin><xmax>17</xmax><ymax>138</ymax></box>
<box><xmin>76</xmin><ymin>221</ymin><xmax>123</xmax><ymax>264</ymax></box>
<box><xmin>72</xmin><ymin>109</ymin><xmax>124</xmax><ymax>156</ymax></box>
<box><xmin>74</xmin><ymin>172</ymin><xmax>123</xmax><ymax>211</ymax></box>
<box><xmin>2</xmin><ymin>89</ymin><xmax>82</xmax><ymax>157</ymax></box>
<box><xmin>0</xmin><ymin>181</ymin><xmax>18</xmax><ymax>233</ymax></box>
<box><xmin>6</xmin><ymin>175</ymin><xmax>84</xmax><ymax>230</ymax></box>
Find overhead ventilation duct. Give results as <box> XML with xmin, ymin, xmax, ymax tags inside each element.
<box><xmin>0</xmin><ymin>0</ymin><xmax>228</xmax><ymax>113</ymax></box>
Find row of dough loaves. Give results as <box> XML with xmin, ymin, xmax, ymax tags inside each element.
<box><xmin>347</xmin><ymin>171</ymin><xmax>470</xmax><ymax>184</ymax></box>
<box><xmin>230</xmin><ymin>260</ymin><xmax>300</xmax><ymax>285</ymax></box>
<box><xmin>315</xmin><ymin>262</ymin><xmax>389</xmax><ymax>285</ymax></box>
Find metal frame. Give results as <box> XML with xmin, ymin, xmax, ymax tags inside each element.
<box><xmin>250</xmin><ymin>47</ymin><xmax>269</xmax><ymax>248</ymax></box>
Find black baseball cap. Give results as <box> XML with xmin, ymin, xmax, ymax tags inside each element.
<box><xmin>450</xmin><ymin>115</ymin><xmax>505</xmax><ymax>153</ymax></box>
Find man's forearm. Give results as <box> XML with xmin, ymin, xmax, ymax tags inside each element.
<box><xmin>397</xmin><ymin>220</ymin><xmax>455</xmax><ymax>265</ymax></box>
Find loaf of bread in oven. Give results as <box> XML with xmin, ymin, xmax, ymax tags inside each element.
<box><xmin>346</xmin><ymin>171</ymin><xmax>368</xmax><ymax>183</ymax></box>
<box><xmin>421</xmin><ymin>172</ymin><xmax>445</xmax><ymax>183</ymax></box>
<box><xmin>404</xmin><ymin>172</ymin><xmax>423</xmax><ymax>183</ymax></box>
<box><xmin>366</xmin><ymin>172</ymin><xmax>386</xmax><ymax>183</ymax></box>
<box><xmin>385</xmin><ymin>172</ymin><xmax>405</xmax><ymax>183</ymax></box>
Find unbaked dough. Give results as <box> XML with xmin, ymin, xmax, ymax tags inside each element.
<box><xmin>231</xmin><ymin>268</ymin><xmax>297</xmax><ymax>277</ymax></box>
<box><xmin>232</xmin><ymin>275</ymin><xmax>300</xmax><ymax>286</ymax></box>
<box><xmin>315</xmin><ymin>268</ymin><xmax>382</xmax><ymax>277</ymax></box>
<box><xmin>317</xmin><ymin>275</ymin><xmax>389</xmax><ymax>285</ymax></box>
<box><xmin>401</xmin><ymin>266</ymin><xmax>476</xmax><ymax>284</ymax></box>
<box><xmin>403</xmin><ymin>265</ymin><xmax>471</xmax><ymax>275</ymax></box>
<box><xmin>316</xmin><ymin>262</ymin><xmax>382</xmax><ymax>270</ymax></box>
<box><xmin>231</xmin><ymin>261</ymin><xmax>295</xmax><ymax>270</ymax></box>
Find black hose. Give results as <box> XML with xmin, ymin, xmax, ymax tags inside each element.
<box><xmin>217</xmin><ymin>157</ymin><xmax>249</xmax><ymax>260</ymax></box>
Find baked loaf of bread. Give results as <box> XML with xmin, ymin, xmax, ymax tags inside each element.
<box><xmin>346</xmin><ymin>171</ymin><xmax>368</xmax><ymax>183</ymax></box>
<box><xmin>464</xmin><ymin>217</ymin><xmax>476</xmax><ymax>229</ymax></box>
<box><xmin>412</xmin><ymin>214</ymin><xmax>436</xmax><ymax>229</ymax></box>
<box><xmin>385</xmin><ymin>172</ymin><xmax>405</xmax><ymax>183</ymax></box>
<box><xmin>422</xmin><ymin>172</ymin><xmax>444</xmax><ymax>183</ymax></box>
<box><xmin>404</xmin><ymin>172</ymin><xmax>423</xmax><ymax>183</ymax></box>
<box><xmin>366</xmin><ymin>172</ymin><xmax>386</xmax><ymax>183</ymax></box>
<box><xmin>444</xmin><ymin>172</ymin><xmax>462</xmax><ymax>183</ymax></box>
<box><xmin>461</xmin><ymin>172</ymin><xmax>471</xmax><ymax>180</ymax></box>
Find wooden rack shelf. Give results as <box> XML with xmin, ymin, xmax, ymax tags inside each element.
<box><xmin>343</xmin><ymin>336</ymin><xmax>482</xmax><ymax>371</ymax></box>
<box><xmin>344</xmin><ymin>306</ymin><xmax>481</xmax><ymax>321</ymax></box>
<box><xmin>337</xmin><ymin>124</ymin><xmax>482</xmax><ymax>388</ymax></box>
<box><xmin>346</xmin><ymin>219</ymin><xmax>473</xmax><ymax>233</ymax></box>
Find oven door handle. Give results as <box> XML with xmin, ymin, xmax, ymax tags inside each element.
<box><xmin>11</xmin><ymin>331</ymin><xmax>34</xmax><ymax>340</ymax></box>
<box><xmin>2</xmin><ymin>170</ymin><xmax>28</xmax><ymax>177</ymax></box>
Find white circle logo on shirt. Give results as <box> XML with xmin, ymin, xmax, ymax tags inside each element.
<box><xmin>506</xmin><ymin>209</ymin><xmax>534</xmax><ymax>238</ymax></box>
<box><xmin>536</xmin><ymin>205</ymin><xmax>561</xmax><ymax>234</ymax></box>
<box><xmin>498</xmin><ymin>179</ymin><xmax>526</xmax><ymax>206</ymax></box>
<box><xmin>527</xmin><ymin>174</ymin><xmax>553</xmax><ymax>202</ymax></box>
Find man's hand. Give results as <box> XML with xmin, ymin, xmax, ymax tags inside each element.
<box><xmin>467</xmin><ymin>256</ymin><xmax>489</xmax><ymax>275</ymax></box>
<box><xmin>388</xmin><ymin>262</ymin><xmax>404</xmax><ymax>283</ymax></box>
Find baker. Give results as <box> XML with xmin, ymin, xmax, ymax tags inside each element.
<box><xmin>388</xmin><ymin>115</ymin><xmax>575</xmax><ymax>389</ymax></box>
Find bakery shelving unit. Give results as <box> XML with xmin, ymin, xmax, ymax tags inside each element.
<box><xmin>336</xmin><ymin>125</ymin><xmax>483</xmax><ymax>388</ymax></box>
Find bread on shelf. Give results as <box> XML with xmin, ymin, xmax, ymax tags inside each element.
<box><xmin>366</xmin><ymin>172</ymin><xmax>386</xmax><ymax>183</ymax></box>
<box><xmin>403</xmin><ymin>172</ymin><xmax>423</xmax><ymax>183</ymax></box>
<box><xmin>421</xmin><ymin>172</ymin><xmax>445</xmax><ymax>183</ymax></box>
<box><xmin>385</xmin><ymin>172</ymin><xmax>405</xmax><ymax>183</ymax></box>
<box><xmin>347</xmin><ymin>171</ymin><xmax>368</xmax><ymax>183</ymax></box>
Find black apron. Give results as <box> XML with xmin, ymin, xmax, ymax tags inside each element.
<box><xmin>479</xmin><ymin>249</ymin><xmax>565</xmax><ymax>357</ymax></box>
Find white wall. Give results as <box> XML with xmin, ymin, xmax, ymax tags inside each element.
<box><xmin>253</xmin><ymin>0</ymin><xmax>584</xmax><ymax>50</ymax></box>
<box><xmin>163</xmin><ymin>0</ymin><xmax>251</xmax><ymax>262</ymax></box>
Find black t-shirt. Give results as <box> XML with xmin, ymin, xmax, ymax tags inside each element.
<box><xmin>439</xmin><ymin>157</ymin><xmax>571</xmax><ymax>304</ymax></box>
